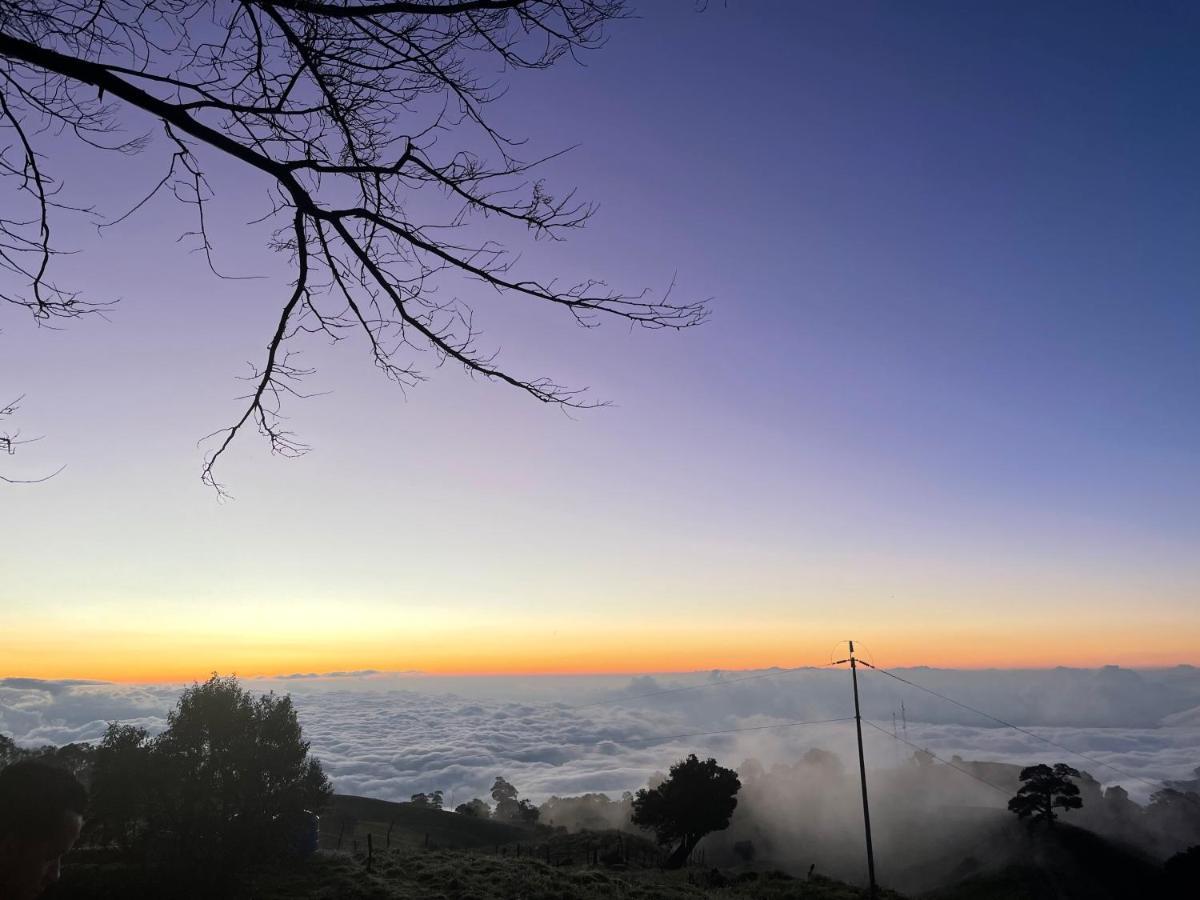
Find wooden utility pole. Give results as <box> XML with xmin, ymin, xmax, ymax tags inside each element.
<box><xmin>849</xmin><ymin>640</ymin><xmax>878</xmax><ymax>899</ymax></box>
<box><xmin>834</xmin><ymin>641</ymin><xmax>878</xmax><ymax>898</ymax></box>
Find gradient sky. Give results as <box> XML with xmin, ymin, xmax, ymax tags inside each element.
<box><xmin>2</xmin><ymin>1</ymin><xmax>1198</xmax><ymax>681</ymax></box>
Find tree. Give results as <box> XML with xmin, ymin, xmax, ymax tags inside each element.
<box><xmin>491</xmin><ymin>775</ymin><xmax>520</xmax><ymax>820</ymax></box>
<box><xmin>455</xmin><ymin>798</ymin><xmax>490</xmax><ymax>818</ymax></box>
<box><xmin>1008</xmin><ymin>763</ymin><xmax>1083</xmax><ymax>827</ymax></box>
<box><xmin>516</xmin><ymin>798</ymin><xmax>539</xmax><ymax>824</ymax></box>
<box><xmin>87</xmin><ymin>724</ymin><xmax>154</xmax><ymax>851</ymax></box>
<box><xmin>0</xmin><ymin>1</ymin><xmax>706</xmax><ymax>493</ymax></box>
<box><xmin>149</xmin><ymin>674</ymin><xmax>332</xmax><ymax>865</ymax></box>
<box><xmin>410</xmin><ymin>789</ymin><xmax>444</xmax><ymax>810</ymax></box>
<box><xmin>631</xmin><ymin>754</ymin><xmax>741</xmax><ymax>869</ymax></box>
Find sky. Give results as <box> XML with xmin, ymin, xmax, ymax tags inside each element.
<box><xmin>2</xmin><ymin>1</ymin><xmax>1198</xmax><ymax>681</ymax></box>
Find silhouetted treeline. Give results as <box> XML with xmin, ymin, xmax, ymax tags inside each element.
<box><xmin>2</xmin><ymin>675</ymin><xmax>330</xmax><ymax>886</ymax></box>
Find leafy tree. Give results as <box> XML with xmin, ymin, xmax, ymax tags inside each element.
<box><xmin>410</xmin><ymin>789</ymin><xmax>444</xmax><ymax>810</ymax></box>
<box><xmin>516</xmin><ymin>798</ymin><xmax>540</xmax><ymax>825</ymax></box>
<box><xmin>491</xmin><ymin>776</ymin><xmax>521</xmax><ymax>821</ymax></box>
<box><xmin>0</xmin><ymin>1</ymin><xmax>705</xmax><ymax>493</ymax></box>
<box><xmin>149</xmin><ymin>674</ymin><xmax>331</xmax><ymax>865</ymax></box>
<box><xmin>455</xmin><ymin>798</ymin><xmax>491</xmax><ymax>819</ymax></box>
<box><xmin>1008</xmin><ymin>763</ymin><xmax>1083</xmax><ymax>826</ymax></box>
<box><xmin>491</xmin><ymin>776</ymin><xmax>518</xmax><ymax>804</ymax></box>
<box><xmin>631</xmin><ymin>754</ymin><xmax>741</xmax><ymax>869</ymax></box>
<box><xmin>88</xmin><ymin>724</ymin><xmax>154</xmax><ymax>851</ymax></box>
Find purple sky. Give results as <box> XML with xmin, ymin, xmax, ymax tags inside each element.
<box><xmin>3</xmin><ymin>1</ymin><xmax>1198</xmax><ymax>677</ymax></box>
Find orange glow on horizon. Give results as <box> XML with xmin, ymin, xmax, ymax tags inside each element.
<box><xmin>4</xmin><ymin>618</ymin><xmax>1197</xmax><ymax>684</ymax></box>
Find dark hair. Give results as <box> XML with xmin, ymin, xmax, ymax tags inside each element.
<box><xmin>0</xmin><ymin>761</ymin><xmax>88</xmax><ymax>841</ymax></box>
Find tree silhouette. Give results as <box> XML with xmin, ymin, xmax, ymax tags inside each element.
<box><xmin>88</xmin><ymin>723</ymin><xmax>154</xmax><ymax>851</ymax></box>
<box><xmin>454</xmin><ymin>797</ymin><xmax>490</xmax><ymax>818</ymax></box>
<box><xmin>0</xmin><ymin>1</ymin><xmax>706</xmax><ymax>493</ymax></box>
<box><xmin>631</xmin><ymin>754</ymin><xmax>741</xmax><ymax>869</ymax></box>
<box><xmin>150</xmin><ymin>675</ymin><xmax>330</xmax><ymax>865</ymax></box>
<box><xmin>484</xmin><ymin>777</ymin><xmax>539</xmax><ymax>823</ymax></box>
<box><xmin>410</xmin><ymin>789</ymin><xmax>444</xmax><ymax>809</ymax></box>
<box><xmin>516</xmin><ymin>797</ymin><xmax>540</xmax><ymax>824</ymax></box>
<box><xmin>1008</xmin><ymin>763</ymin><xmax>1083</xmax><ymax>827</ymax></box>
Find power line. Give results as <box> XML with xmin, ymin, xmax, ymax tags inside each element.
<box><xmin>861</xmin><ymin>718</ymin><xmax>1011</xmax><ymax>798</ymax></box>
<box><xmin>860</xmin><ymin>663</ymin><xmax>1188</xmax><ymax>800</ymax></box>
<box><xmin>569</xmin><ymin>662</ymin><xmax>843</xmax><ymax>710</ymax></box>
<box><xmin>612</xmin><ymin>716</ymin><xmax>855</xmax><ymax>747</ymax></box>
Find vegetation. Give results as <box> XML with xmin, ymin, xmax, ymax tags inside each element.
<box><xmin>409</xmin><ymin>791</ymin><xmax>444</xmax><ymax>810</ymax></box>
<box><xmin>56</xmin><ymin>844</ymin><xmax>904</xmax><ymax>899</ymax></box>
<box><xmin>1164</xmin><ymin>844</ymin><xmax>1200</xmax><ymax>891</ymax></box>
<box><xmin>85</xmin><ymin>675</ymin><xmax>330</xmax><ymax>874</ymax></box>
<box><xmin>633</xmin><ymin>755</ymin><xmax>742</xmax><ymax>869</ymax></box>
<box><xmin>1007</xmin><ymin>764</ymin><xmax>1082</xmax><ymax>827</ymax></box>
<box><xmin>455</xmin><ymin>798</ymin><xmax>491</xmax><ymax>819</ymax></box>
<box><xmin>5</xmin><ymin>686</ymin><xmax>1198</xmax><ymax>899</ymax></box>
<box><xmin>491</xmin><ymin>776</ymin><xmax>540</xmax><ymax>825</ymax></box>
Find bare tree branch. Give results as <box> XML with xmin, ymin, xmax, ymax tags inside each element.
<box><xmin>0</xmin><ymin>0</ymin><xmax>707</xmax><ymax>493</ymax></box>
<box><xmin>0</xmin><ymin>394</ymin><xmax>64</xmax><ymax>483</ymax></box>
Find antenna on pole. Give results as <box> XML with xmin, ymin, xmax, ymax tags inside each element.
<box><xmin>833</xmin><ymin>640</ymin><xmax>878</xmax><ymax>899</ymax></box>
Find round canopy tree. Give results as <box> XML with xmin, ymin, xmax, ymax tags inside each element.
<box><xmin>1007</xmin><ymin>762</ymin><xmax>1083</xmax><ymax>827</ymax></box>
<box><xmin>631</xmin><ymin>753</ymin><xmax>741</xmax><ymax>869</ymax></box>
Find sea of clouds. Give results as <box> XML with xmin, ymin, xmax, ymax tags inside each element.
<box><xmin>3</xmin><ymin>666</ymin><xmax>1198</xmax><ymax>806</ymax></box>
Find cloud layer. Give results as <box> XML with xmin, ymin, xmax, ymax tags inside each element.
<box><xmin>3</xmin><ymin>667</ymin><xmax>1198</xmax><ymax>806</ymax></box>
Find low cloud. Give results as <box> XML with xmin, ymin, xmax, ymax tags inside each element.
<box><xmin>2</xmin><ymin>667</ymin><xmax>1198</xmax><ymax>809</ymax></box>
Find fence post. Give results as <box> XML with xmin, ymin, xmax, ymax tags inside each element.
<box><xmin>386</xmin><ymin>819</ymin><xmax>394</xmax><ymax>849</ymax></box>
<box><xmin>367</xmin><ymin>833</ymin><xmax>373</xmax><ymax>872</ymax></box>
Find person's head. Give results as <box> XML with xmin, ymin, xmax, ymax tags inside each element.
<box><xmin>0</xmin><ymin>761</ymin><xmax>87</xmax><ymax>900</ymax></box>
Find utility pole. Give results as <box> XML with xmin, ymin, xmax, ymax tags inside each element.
<box><xmin>834</xmin><ymin>640</ymin><xmax>878</xmax><ymax>899</ymax></box>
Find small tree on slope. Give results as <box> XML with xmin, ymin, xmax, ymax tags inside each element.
<box><xmin>632</xmin><ymin>754</ymin><xmax>741</xmax><ymax>869</ymax></box>
<box><xmin>1008</xmin><ymin>763</ymin><xmax>1083</xmax><ymax>827</ymax></box>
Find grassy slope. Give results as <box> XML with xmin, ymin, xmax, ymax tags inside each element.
<box><xmin>323</xmin><ymin>794</ymin><xmax>532</xmax><ymax>850</ymax></box>
<box><xmin>53</xmin><ymin>793</ymin><xmax>1167</xmax><ymax>899</ymax></box>
<box><xmin>247</xmin><ymin>848</ymin><xmax>903</xmax><ymax>900</ymax></box>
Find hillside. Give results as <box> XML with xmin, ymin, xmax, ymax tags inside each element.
<box><xmin>322</xmin><ymin>794</ymin><xmax>533</xmax><ymax>851</ymax></box>
<box><xmin>49</xmin><ymin>793</ymin><xmax>1182</xmax><ymax>900</ymax></box>
<box><xmin>54</xmin><ymin>845</ymin><xmax>905</xmax><ymax>899</ymax></box>
<box><xmin>53</xmin><ymin>794</ymin><xmax>905</xmax><ymax>899</ymax></box>
<box><xmin>919</xmin><ymin>822</ymin><xmax>1163</xmax><ymax>900</ymax></box>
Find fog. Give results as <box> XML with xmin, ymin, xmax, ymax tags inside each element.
<box><xmin>3</xmin><ymin>664</ymin><xmax>1198</xmax><ymax>888</ymax></box>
